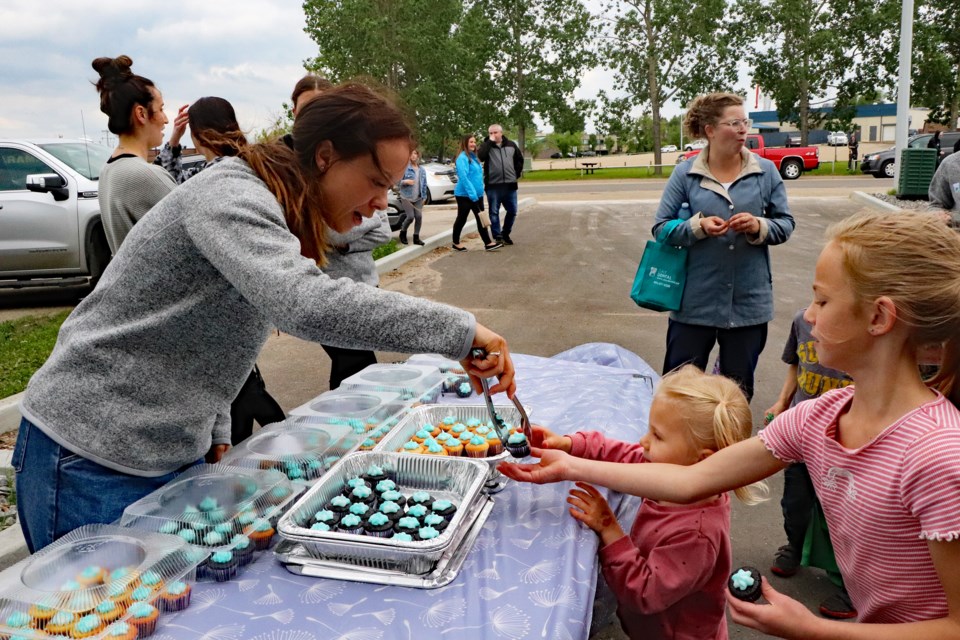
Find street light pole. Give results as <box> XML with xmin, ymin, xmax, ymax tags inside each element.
<box><xmin>892</xmin><ymin>0</ymin><xmax>915</xmax><ymax>187</ymax></box>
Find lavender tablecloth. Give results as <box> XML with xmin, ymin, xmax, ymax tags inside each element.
<box><xmin>161</xmin><ymin>344</ymin><xmax>656</xmax><ymax>640</ymax></box>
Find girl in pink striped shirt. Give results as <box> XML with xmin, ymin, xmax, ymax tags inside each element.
<box><xmin>501</xmin><ymin>211</ymin><xmax>960</xmax><ymax>639</ymax></box>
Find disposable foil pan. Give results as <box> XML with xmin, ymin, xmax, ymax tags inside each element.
<box><xmin>277</xmin><ymin>452</ymin><xmax>488</xmax><ymax>575</ymax></box>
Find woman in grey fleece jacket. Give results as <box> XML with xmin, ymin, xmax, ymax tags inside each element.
<box><xmin>14</xmin><ymin>83</ymin><xmax>514</xmax><ymax>553</ymax></box>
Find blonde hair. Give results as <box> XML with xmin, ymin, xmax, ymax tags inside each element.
<box><xmin>656</xmin><ymin>365</ymin><xmax>767</xmax><ymax>504</ymax></box>
<box><xmin>827</xmin><ymin>211</ymin><xmax>960</xmax><ymax>407</ymax></box>
<box><xmin>684</xmin><ymin>92</ymin><xmax>744</xmax><ymax>139</ymax></box>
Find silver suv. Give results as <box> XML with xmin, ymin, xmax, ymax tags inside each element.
<box><xmin>0</xmin><ymin>139</ymin><xmax>112</xmax><ymax>288</ymax></box>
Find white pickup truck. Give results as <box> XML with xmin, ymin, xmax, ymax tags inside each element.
<box><xmin>0</xmin><ymin>139</ymin><xmax>112</xmax><ymax>288</ymax></box>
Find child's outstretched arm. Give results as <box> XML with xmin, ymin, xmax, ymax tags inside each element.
<box><xmin>726</xmin><ymin>539</ymin><xmax>960</xmax><ymax>639</ymax></box>
<box><xmin>498</xmin><ymin>436</ymin><xmax>785</xmax><ymax>503</ymax></box>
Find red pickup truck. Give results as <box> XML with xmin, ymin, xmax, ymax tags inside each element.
<box><xmin>679</xmin><ymin>134</ymin><xmax>819</xmax><ymax>180</ymax></box>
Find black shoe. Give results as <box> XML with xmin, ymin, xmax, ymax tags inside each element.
<box><xmin>399</xmin><ymin>230</ymin><xmax>408</xmax><ymax>244</ymax></box>
<box><xmin>770</xmin><ymin>544</ymin><xmax>800</xmax><ymax>578</ymax></box>
<box><xmin>819</xmin><ymin>590</ymin><xmax>857</xmax><ymax>620</ymax></box>
<box><xmin>493</xmin><ymin>235</ymin><xmax>503</xmax><ymax>242</ymax></box>
<box><xmin>413</xmin><ymin>235</ymin><xmax>425</xmax><ymax>246</ymax></box>
<box><xmin>485</xmin><ymin>242</ymin><xmax>503</xmax><ymax>252</ymax></box>
<box><xmin>501</xmin><ymin>233</ymin><xmax>513</xmax><ymax>245</ymax></box>
<box><xmin>451</xmin><ymin>244</ymin><xmax>467</xmax><ymax>252</ymax></box>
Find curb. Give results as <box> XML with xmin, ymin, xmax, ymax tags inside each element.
<box><xmin>850</xmin><ymin>191</ymin><xmax>902</xmax><ymax>212</ymax></box>
<box><xmin>0</xmin><ymin>394</ymin><xmax>21</xmax><ymax>436</ymax></box>
<box><xmin>0</xmin><ymin>524</ymin><xmax>28</xmax><ymax>571</ymax></box>
<box><xmin>376</xmin><ymin>197</ymin><xmax>538</xmax><ymax>275</ymax></box>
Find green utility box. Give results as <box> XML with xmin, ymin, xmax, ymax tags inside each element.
<box><xmin>897</xmin><ymin>148</ymin><xmax>938</xmax><ymax>199</ymax></box>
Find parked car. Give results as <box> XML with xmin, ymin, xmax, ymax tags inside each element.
<box><xmin>784</xmin><ymin>133</ymin><xmax>802</xmax><ymax>147</ymax></box>
<box><xmin>683</xmin><ymin>139</ymin><xmax>707</xmax><ymax>151</ymax></box>
<box><xmin>679</xmin><ymin>134</ymin><xmax>819</xmax><ymax>179</ymax></box>
<box><xmin>826</xmin><ymin>131</ymin><xmax>849</xmax><ymax>146</ymax></box>
<box><xmin>860</xmin><ymin>131</ymin><xmax>960</xmax><ymax>179</ymax></box>
<box><xmin>180</xmin><ymin>154</ymin><xmax>206</xmax><ymax>173</ymax></box>
<box><xmin>385</xmin><ymin>188</ymin><xmax>404</xmax><ymax>231</ymax></box>
<box><xmin>549</xmin><ymin>152</ymin><xmax>563</xmax><ymax>159</ymax></box>
<box><xmin>0</xmin><ymin>139</ymin><xmax>112</xmax><ymax>288</ymax></box>
<box><xmin>420</xmin><ymin>162</ymin><xmax>457</xmax><ymax>204</ymax></box>
<box><xmin>660</xmin><ymin>145</ymin><xmax>678</xmax><ymax>153</ymax></box>
<box><xmin>578</xmin><ymin>150</ymin><xmax>597</xmax><ymax>157</ymax></box>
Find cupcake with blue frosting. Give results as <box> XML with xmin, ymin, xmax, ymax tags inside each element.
<box><xmin>207</xmin><ymin>550</ymin><xmax>239</xmax><ymax>582</ymax></box>
<box><xmin>338</xmin><ymin>513</ymin><xmax>364</xmax><ymax>535</ymax></box>
<box><xmin>506</xmin><ymin>432</ymin><xmax>530</xmax><ymax>458</ymax></box>
<box><xmin>160</xmin><ymin>580</ymin><xmax>192</xmax><ymax>611</ymax></box>
<box><xmin>364</xmin><ymin>512</ymin><xmax>395</xmax><ymax>538</ymax></box>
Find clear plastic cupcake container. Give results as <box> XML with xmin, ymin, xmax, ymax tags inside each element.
<box><xmin>277</xmin><ymin>451</ymin><xmax>488</xmax><ymax>575</ymax></box>
<box><xmin>221</xmin><ymin>422</ymin><xmax>361</xmax><ymax>484</ymax></box>
<box><xmin>406</xmin><ymin>355</ymin><xmax>473</xmax><ymax>398</ymax></box>
<box><xmin>118</xmin><ymin>464</ymin><xmax>300</xmax><ymax>579</ymax></box>
<box><xmin>288</xmin><ymin>388</ymin><xmax>406</xmax><ymax>425</ymax></box>
<box><xmin>338</xmin><ymin>364</ymin><xmax>445</xmax><ymax>405</ymax></box>
<box><xmin>0</xmin><ymin>524</ymin><xmax>201</xmax><ymax>638</ymax></box>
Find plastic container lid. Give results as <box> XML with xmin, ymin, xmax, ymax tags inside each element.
<box><xmin>0</xmin><ymin>524</ymin><xmax>201</xmax><ymax>637</ymax></box>
<box><xmin>339</xmin><ymin>364</ymin><xmax>444</xmax><ymax>404</ymax></box>
<box><xmin>406</xmin><ymin>354</ymin><xmax>466</xmax><ymax>374</ymax></box>
<box><xmin>221</xmin><ymin>422</ymin><xmax>361</xmax><ymax>484</ymax></box>
<box><xmin>118</xmin><ymin>464</ymin><xmax>298</xmax><ymax>553</ymax></box>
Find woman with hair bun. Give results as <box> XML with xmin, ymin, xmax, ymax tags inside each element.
<box><xmin>652</xmin><ymin>92</ymin><xmax>795</xmax><ymax>401</ymax></box>
<box><xmin>92</xmin><ymin>55</ymin><xmax>175</xmax><ymax>255</ymax></box>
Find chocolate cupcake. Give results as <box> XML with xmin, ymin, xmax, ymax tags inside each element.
<box><xmin>343</xmin><ymin>476</ymin><xmax>371</xmax><ymax>495</ymax></box>
<box><xmin>327</xmin><ymin>494</ymin><xmax>352</xmax><ymax>514</ymax></box>
<box><xmin>362</xmin><ymin>464</ymin><xmax>389</xmax><ymax>485</ymax></box>
<box><xmin>407</xmin><ymin>490</ymin><xmax>434</xmax><ymax>510</ymax></box>
<box><xmin>338</xmin><ymin>513</ymin><xmax>364</xmax><ymax>535</ymax></box>
<box><xmin>378</xmin><ymin>500</ymin><xmax>403</xmax><ymax>522</ymax></box>
<box><xmin>310</xmin><ymin>521</ymin><xmax>333</xmax><ymax>532</ymax></box>
<box><xmin>364</xmin><ymin>512</ymin><xmax>395</xmax><ymax>538</ymax></box>
<box><xmin>348</xmin><ymin>502</ymin><xmax>372</xmax><ymax>518</ymax></box>
<box><xmin>313</xmin><ymin>509</ymin><xmax>341</xmax><ymax>528</ymax></box>
<box><xmin>423</xmin><ymin>512</ymin><xmax>449</xmax><ymax>533</ymax></box>
<box><xmin>728</xmin><ymin>566</ymin><xmax>763</xmax><ymax>602</ymax></box>
<box><xmin>431</xmin><ymin>499</ymin><xmax>457</xmax><ymax>521</ymax></box>
<box><xmin>207</xmin><ymin>550</ymin><xmax>239</xmax><ymax>582</ymax></box>
<box><xmin>231</xmin><ymin>534</ymin><xmax>255</xmax><ymax>566</ymax></box>
<box><xmin>394</xmin><ymin>516</ymin><xmax>420</xmax><ymax>536</ymax></box>
<box><xmin>349</xmin><ymin>485</ymin><xmax>376</xmax><ymax>505</ymax></box>
<box><xmin>379</xmin><ymin>490</ymin><xmax>407</xmax><ymax>509</ymax></box>
<box><xmin>405</xmin><ymin>503</ymin><xmax>429</xmax><ymax>520</ymax></box>
<box><xmin>375</xmin><ymin>479</ymin><xmax>397</xmax><ymax>494</ymax></box>
<box><xmin>506</xmin><ymin>432</ymin><xmax>530</xmax><ymax>458</ymax></box>
<box><xmin>417</xmin><ymin>525</ymin><xmax>441</xmax><ymax>541</ymax></box>
<box><xmin>160</xmin><ymin>581</ymin><xmax>192</xmax><ymax>612</ymax></box>
<box><xmin>393</xmin><ymin>531</ymin><xmax>414</xmax><ymax>542</ymax></box>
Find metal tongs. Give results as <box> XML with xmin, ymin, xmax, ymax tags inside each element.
<box><xmin>470</xmin><ymin>348</ymin><xmax>532</xmax><ymax>457</ymax></box>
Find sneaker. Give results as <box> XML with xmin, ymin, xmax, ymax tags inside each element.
<box><xmin>819</xmin><ymin>590</ymin><xmax>858</xmax><ymax>620</ymax></box>
<box><xmin>484</xmin><ymin>242</ymin><xmax>503</xmax><ymax>252</ymax></box>
<box><xmin>493</xmin><ymin>235</ymin><xmax>503</xmax><ymax>242</ymax></box>
<box><xmin>770</xmin><ymin>544</ymin><xmax>800</xmax><ymax>578</ymax></box>
<box><xmin>501</xmin><ymin>233</ymin><xmax>513</xmax><ymax>245</ymax></box>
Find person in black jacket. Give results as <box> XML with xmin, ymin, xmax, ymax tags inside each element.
<box><xmin>477</xmin><ymin>124</ymin><xmax>524</xmax><ymax>245</ymax></box>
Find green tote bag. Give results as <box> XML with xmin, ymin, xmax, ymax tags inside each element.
<box><xmin>630</xmin><ymin>218</ymin><xmax>687</xmax><ymax>312</ymax></box>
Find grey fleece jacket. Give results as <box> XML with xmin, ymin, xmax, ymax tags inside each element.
<box><xmin>21</xmin><ymin>158</ymin><xmax>475</xmax><ymax>476</ymax></box>
<box><xmin>323</xmin><ymin>209</ymin><xmax>391</xmax><ymax>286</ymax></box>
<box><xmin>929</xmin><ymin>152</ymin><xmax>960</xmax><ymax>220</ymax></box>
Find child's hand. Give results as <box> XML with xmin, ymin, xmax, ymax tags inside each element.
<box><xmin>497</xmin><ymin>447</ymin><xmax>572</xmax><ymax>484</ymax></box>
<box><xmin>567</xmin><ymin>482</ymin><xmax>625</xmax><ymax>547</ymax></box>
<box><xmin>725</xmin><ymin>577</ymin><xmax>821</xmax><ymax>639</ymax></box>
<box><xmin>530</xmin><ymin>424</ymin><xmax>572</xmax><ymax>453</ymax></box>
<box><xmin>763</xmin><ymin>401</ymin><xmax>787</xmax><ymax>425</ymax></box>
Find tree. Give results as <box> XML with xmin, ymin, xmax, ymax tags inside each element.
<box><xmin>546</xmin><ymin>131</ymin><xmax>582</xmax><ymax>157</ymax></box>
<box><xmin>302</xmin><ymin>0</ymin><xmax>498</xmax><ymax>159</ymax></box>
<box><xmin>481</xmin><ymin>0</ymin><xmax>596</xmax><ymax>152</ymax></box>
<box><xmin>598</xmin><ymin>0</ymin><xmax>742</xmax><ymax>173</ymax></box>
<box><xmin>740</xmin><ymin>0</ymin><xmax>898</xmax><ymax>143</ymax></box>
<box><xmin>911</xmin><ymin>0</ymin><xmax>960</xmax><ymax>127</ymax></box>
<box><xmin>550</xmin><ymin>99</ymin><xmax>593</xmax><ymax>136</ymax></box>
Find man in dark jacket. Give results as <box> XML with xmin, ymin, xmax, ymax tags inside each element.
<box><xmin>477</xmin><ymin>124</ymin><xmax>524</xmax><ymax>244</ymax></box>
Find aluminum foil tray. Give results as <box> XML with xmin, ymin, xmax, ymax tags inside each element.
<box><xmin>275</xmin><ymin>497</ymin><xmax>492</xmax><ymax>589</ymax></box>
<box><xmin>277</xmin><ymin>452</ymin><xmax>488</xmax><ymax>575</ymax></box>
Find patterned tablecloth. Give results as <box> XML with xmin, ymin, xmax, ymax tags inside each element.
<box><xmin>161</xmin><ymin>344</ymin><xmax>657</xmax><ymax>640</ymax></box>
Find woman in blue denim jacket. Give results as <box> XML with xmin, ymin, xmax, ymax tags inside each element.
<box><xmin>452</xmin><ymin>134</ymin><xmax>501</xmax><ymax>251</ymax></box>
<box><xmin>652</xmin><ymin>92</ymin><xmax>795</xmax><ymax>400</ymax></box>
<box><xmin>398</xmin><ymin>149</ymin><xmax>429</xmax><ymax>245</ymax></box>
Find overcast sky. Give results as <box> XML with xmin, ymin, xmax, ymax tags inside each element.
<box><xmin>0</xmin><ymin>0</ymin><xmax>703</xmax><ymax>145</ymax></box>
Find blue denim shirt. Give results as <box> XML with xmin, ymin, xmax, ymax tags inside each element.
<box><xmin>398</xmin><ymin>163</ymin><xmax>428</xmax><ymax>201</ymax></box>
<box><xmin>453</xmin><ymin>152</ymin><xmax>484</xmax><ymax>201</ymax></box>
<box><xmin>652</xmin><ymin>147</ymin><xmax>795</xmax><ymax>328</ymax></box>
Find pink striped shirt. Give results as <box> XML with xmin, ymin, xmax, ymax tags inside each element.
<box><xmin>759</xmin><ymin>386</ymin><xmax>960</xmax><ymax>623</ymax></box>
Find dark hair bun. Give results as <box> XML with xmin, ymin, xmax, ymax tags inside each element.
<box><xmin>92</xmin><ymin>55</ymin><xmax>134</xmax><ymax>83</ymax></box>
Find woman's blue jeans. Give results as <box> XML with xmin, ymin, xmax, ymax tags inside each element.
<box><xmin>12</xmin><ymin>417</ymin><xmax>183</xmax><ymax>553</ymax></box>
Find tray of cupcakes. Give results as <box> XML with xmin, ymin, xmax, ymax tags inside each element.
<box><xmin>118</xmin><ymin>464</ymin><xmax>301</xmax><ymax>581</ymax></box>
<box><xmin>277</xmin><ymin>451</ymin><xmax>490</xmax><ymax>576</ymax></box>
<box><xmin>220</xmin><ymin>421</ymin><xmax>365</xmax><ymax>484</ymax></box>
<box><xmin>338</xmin><ymin>363</ymin><xmax>445</xmax><ymax>405</ymax></box>
<box><xmin>0</xmin><ymin>524</ymin><xmax>202</xmax><ymax>639</ymax></box>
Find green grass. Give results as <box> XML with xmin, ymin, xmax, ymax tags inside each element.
<box><xmin>522</xmin><ymin>166</ymin><xmax>676</xmax><ymax>181</ymax></box>
<box><xmin>806</xmin><ymin>161</ymin><xmax>862</xmax><ymax>176</ymax></box>
<box><xmin>372</xmin><ymin>239</ymin><xmax>402</xmax><ymax>260</ymax></box>
<box><xmin>0</xmin><ymin>310</ymin><xmax>70</xmax><ymax>398</ymax></box>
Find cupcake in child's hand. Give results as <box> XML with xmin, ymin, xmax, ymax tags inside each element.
<box><xmin>506</xmin><ymin>432</ymin><xmax>530</xmax><ymax>458</ymax></box>
<box><xmin>207</xmin><ymin>550</ymin><xmax>239</xmax><ymax>582</ymax></box>
<box><xmin>728</xmin><ymin>566</ymin><xmax>763</xmax><ymax>602</ymax></box>
<box><xmin>161</xmin><ymin>580</ymin><xmax>192</xmax><ymax>612</ymax></box>
<box><xmin>127</xmin><ymin>602</ymin><xmax>159</xmax><ymax>638</ymax></box>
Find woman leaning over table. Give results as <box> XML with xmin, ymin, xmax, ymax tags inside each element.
<box><xmin>13</xmin><ymin>82</ymin><xmax>515</xmax><ymax>553</ymax></box>
<box><xmin>654</xmin><ymin>92</ymin><xmax>795</xmax><ymax>401</ymax></box>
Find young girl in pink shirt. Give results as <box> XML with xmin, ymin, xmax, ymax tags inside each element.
<box><xmin>533</xmin><ymin>365</ymin><xmax>764</xmax><ymax>639</ymax></box>
<box><xmin>501</xmin><ymin>211</ymin><xmax>960</xmax><ymax>639</ymax></box>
